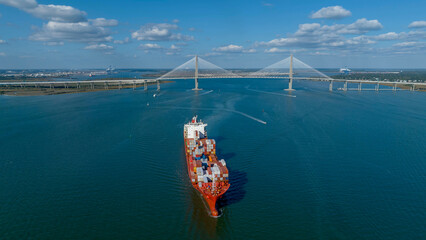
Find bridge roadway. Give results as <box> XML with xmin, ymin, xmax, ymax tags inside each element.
<box><xmin>0</xmin><ymin>79</ymin><xmax>156</xmax><ymax>86</ymax></box>
<box><xmin>0</xmin><ymin>79</ymin><xmax>159</xmax><ymax>91</ymax></box>
<box><xmin>0</xmin><ymin>75</ymin><xmax>425</xmax><ymax>91</ymax></box>
<box><xmin>158</xmin><ymin>76</ymin><xmax>426</xmax><ymax>91</ymax></box>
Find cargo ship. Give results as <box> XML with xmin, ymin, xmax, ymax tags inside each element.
<box><xmin>184</xmin><ymin>116</ymin><xmax>230</xmax><ymax>217</ymax></box>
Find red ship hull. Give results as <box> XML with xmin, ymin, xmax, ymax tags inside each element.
<box><xmin>184</xmin><ymin>138</ymin><xmax>230</xmax><ymax>217</ymax></box>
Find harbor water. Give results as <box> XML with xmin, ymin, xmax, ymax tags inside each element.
<box><xmin>1</xmin><ymin>78</ymin><xmax>426</xmax><ymax>239</ymax></box>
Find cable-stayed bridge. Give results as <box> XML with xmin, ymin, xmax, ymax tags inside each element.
<box><xmin>1</xmin><ymin>55</ymin><xmax>425</xmax><ymax>92</ymax></box>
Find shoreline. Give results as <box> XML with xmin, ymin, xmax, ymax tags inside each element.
<box><xmin>0</xmin><ymin>80</ymin><xmax>172</xmax><ymax>96</ymax></box>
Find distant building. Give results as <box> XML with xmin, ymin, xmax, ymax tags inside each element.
<box><xmin>340</xmin><ymin>67</ymin><xmax>351</xmax><ymax>75</ymax></box>
<box><xmin>106</xmin><ymin>66</ymin><xmax>116</xmax><ymax>74</ymax></box>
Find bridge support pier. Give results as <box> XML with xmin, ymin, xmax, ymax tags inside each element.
<box><xmin>157</xmin><ymin>80</ymin><xmax>160</xmax><ymax>91</ymax></box>
<box><xmin>105</xmin><ymin>82</ymin><xmax>108</xmax><ymax>89</ymax></box>
<box><xmin>375</xmin><ymin>82</ymin><xmax>379</xmax><ymax>91</ymax></box>
<box><xmin>329</xmin><ymin>80</ymin><xmax>333</xmax><ymax>92</ymax></box>
<box><xmin>393</xmin><ymin>83</ymin><xmax>397</xmax><ymax>91</ymax></box>
<box><xmin>411</xmin><ymin>84</ymin><xmax>415</xmax><ymax>91</ymax></box>
<box><xmin>343</xmin><ymin>81</ymin><xmax>348</xmax><ymax>91</ymax></box>
<box><xmin>119</xmin><ymin>81</ymin><xmax>122</xmax><ymax>90</ymax></box>
<box><xmin>91</xmin><ymin>83</ymin><xmax>94</xmax><ymax>89</ymax></box>
<box><xmin>144</xmin><ymin>80</ymin><xmax>147</xmax><ymax>91</ymax></box>
<box><xmin>193</xmin><ymin>55</ymin><xmax>202</xmax><ymax>91</ymax></box>
<box><xmin>358</xmin><ymin>82</ymin><xmax>362</xmax><ymax>91</ymax></box>
<box><xmin>133</xmin><ymin>81</ymin><xmax>136</xmax><ymax>90</ymax></box>
<box><xmin>193</xmin><ymin>78</ymin><xmax>201</xmax><ymax>91</ymax></box>
<box><xmin>285</xmin><ymin>54</ymin><xmax>294</xmax><ymax>91</ymax></box>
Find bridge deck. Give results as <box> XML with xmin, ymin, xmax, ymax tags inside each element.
<box><xmin>0</xmin><ymin>76</ymin><xmax>424</xmax><ymax>87</ymax></box>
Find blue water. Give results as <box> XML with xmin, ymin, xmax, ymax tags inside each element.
<box><xmin>1</xmin><ymin>78</ymin><xmax>425</xmax><ymax>239</ymax></box>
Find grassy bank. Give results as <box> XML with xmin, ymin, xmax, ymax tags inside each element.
<box><xmin>0</xmin><ymin>81</ymin><xmax>170</xmax><ymax>96</ymax></box>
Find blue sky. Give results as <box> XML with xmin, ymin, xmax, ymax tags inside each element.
<box><xmin>0</xmin><ymin>0</ymin><xmax>425</xmax><ymax>69</ymax></box>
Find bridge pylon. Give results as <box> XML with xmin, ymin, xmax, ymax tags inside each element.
<box><xmin>193</xmin><ymin>55</ymin><xmax>202</xmax><ymax>91</ymax></box>
<box><xmin>284</xmin><ymin>54</ymin><xmax>294</xmax><ymax>91</ymax></box>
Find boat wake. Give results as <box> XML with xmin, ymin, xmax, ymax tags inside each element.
<box><xmin>152</xmin><ymin>106</ymin><xmax>267</xmax><ymax>125</ymax></box>
<box><xmin>228</xmin><ymin>109</ymin><xmax>267</xmax><ymax>125</ymax></box>
<box><xmin>155</xmin><ymin>90</ymin><xmax>214</xmax><ymax>104</ymax></box>
<box><xmin>246</xmin><ymin>88</ymin><xmax>296</xmax><ymax>98</ymax></box>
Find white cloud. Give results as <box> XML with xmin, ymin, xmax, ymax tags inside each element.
<box><xmin>258</xmin><ymin>18</ymin><xmax>383</xmax><ymax>51</ymax></box>
<box><xmin>311</xmin><ymin>6</ymin><xmax>351</xmax><ymax>19</ymax></box>
<box><xmin>408</xmin><ymin>21</ymin><xmax>426</xmax><ymax>28</ymax></box>
<box><xmin>213</xmin><ymin>44</ymin><xmax>244</xmax><ymax>52</ymax></box>
<box><xmin>30</xmin><ymin>21</ymin><xmax>113</xmax><ymax>42</ymax></box>
<box><xmin>0</xmin><ymin>39</ymin><xmax>6</xmax><ymax>44</ymax></box>
<box><xmin>327</xmin><ymin>41</ymin><xmax>344</xmax><ymax>47</ymax></box>
<box><xmin>43</xmin><ymin>41</ymin><xmax>64</xmax><ymax>46</ymax></box>
<box><xmin>260</xmin><ymin>23</ymin><xmax>335</xmax><ymax>48</ymax></box>
<box><xmin>132</xmin><ymin>23</ymin><xmax>193</xmax><ymax>41</ymax></box>
<box><xmin>400</xmin><ymin>30</ymin><xmax>426</xmax><ymax>40</ymax></box>
<box><xmin>25</xmin><ymin>4</ymin><xmax>87</xmax><ymax>22</ymax></box>
<box><xmin>311</xmin><ymin>51</ymin><xmax>331</xmax><ymax>56</ymax></box>
<box><xmin>393</xmin><ymin>41</ymin><xmax>426</xmax><ymax>47</ymax></box>
<box><xmin>345</xmin><ymin>35</ymin><xmax>376</xmax><ymax>45</ymax></box>
<box><xmin>0</xmin><ymin>0</ymin><xmax>87</xmax><ymax>22</ymax></box>
<box><xmin>211</xmin><ymin>44</ymin><xmax>255</xmax><ymax>54</ymax></box>
<box><xmin>140</xmin><ymin>43</ymin><xmax>162</xmax><ymax>49</ymax></box>
<box><xmin>265</xmin><ymin>48</ymin><xmax>289</xmax><ymax>53</ymax></box>
<box><xmin>165</xmin><ymin>44</ymin><xmax>181</xmax><ymax>55</ymax></box>
<box><xmin>374</xmin><ymin>32</ymin><xmax>399</xmax><ymax>40</ymax></box>
<box><xmin>264</xmin><ymin>48</ymin><xmax>308</xmax><ymax>54</ymax></box>
<box><xmin>0</xmin><ymin>0</ymin><xmax>37</xmax><ymax>9</ymax></box>
<box><xmin>244</xmin><ymin>48</ymin><xmax>256</xmax><ymax>53</ymax></box>
<box><xmin>139</xmin><ymin>43</ymin><xmax>181</xmax><ymax>55</ymax></box>
<box><xmin>114</xmin><ymin>37</ymin><xmax>130</xmax><ymax>44</ymax></box>
<box><xmin>89</xmin><ymin>18</ymin><xmax>118</xmax><ymax>27</ymax></box>
<box><xmin>254</xmin><ymin>19</ymin><xmax>392</xmax><ymax>56</ymax></box>
<box><xmin>0</xmin><ymin>0</ymin><xmax>117</xmax><ymax>43</ymax></box>
<box><xmin>172</xmin><ymin>19</ymin><xmax>179</xmax><ymax>23</ymax></box>
<box><xmin>84</xmin><ymin>43</ymin><xmax>113</xmax><ymax>50</ymax></box>
<box><xmin>359</xmin><ymin>30</ymin><xmax>426</xmax><ymax>42</ymax></box>
<box><xmin>260</xmin><ymin>37</ymin><xmax>301</xmax><ymax>47</ymax></box>
<box><xmin>340</xmin><ymin>18</ymin><xmax>383</xmax><ymax>34</ymax></box>
<box><xmin>0</xmin><ymin>52</ymin><xmax>6</xmax><ymax>56</ymax></box>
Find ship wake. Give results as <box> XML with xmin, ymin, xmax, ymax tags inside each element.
<box><xmin>152</xmin><ymin>106</ymin><xmax>267</xmax><ymax>125</ymax></box>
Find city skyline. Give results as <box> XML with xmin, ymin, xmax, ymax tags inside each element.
<box><xmin>0</xmin><ymin>0</ymin><xmax>425</xmax><ymax>69</ymax></box>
